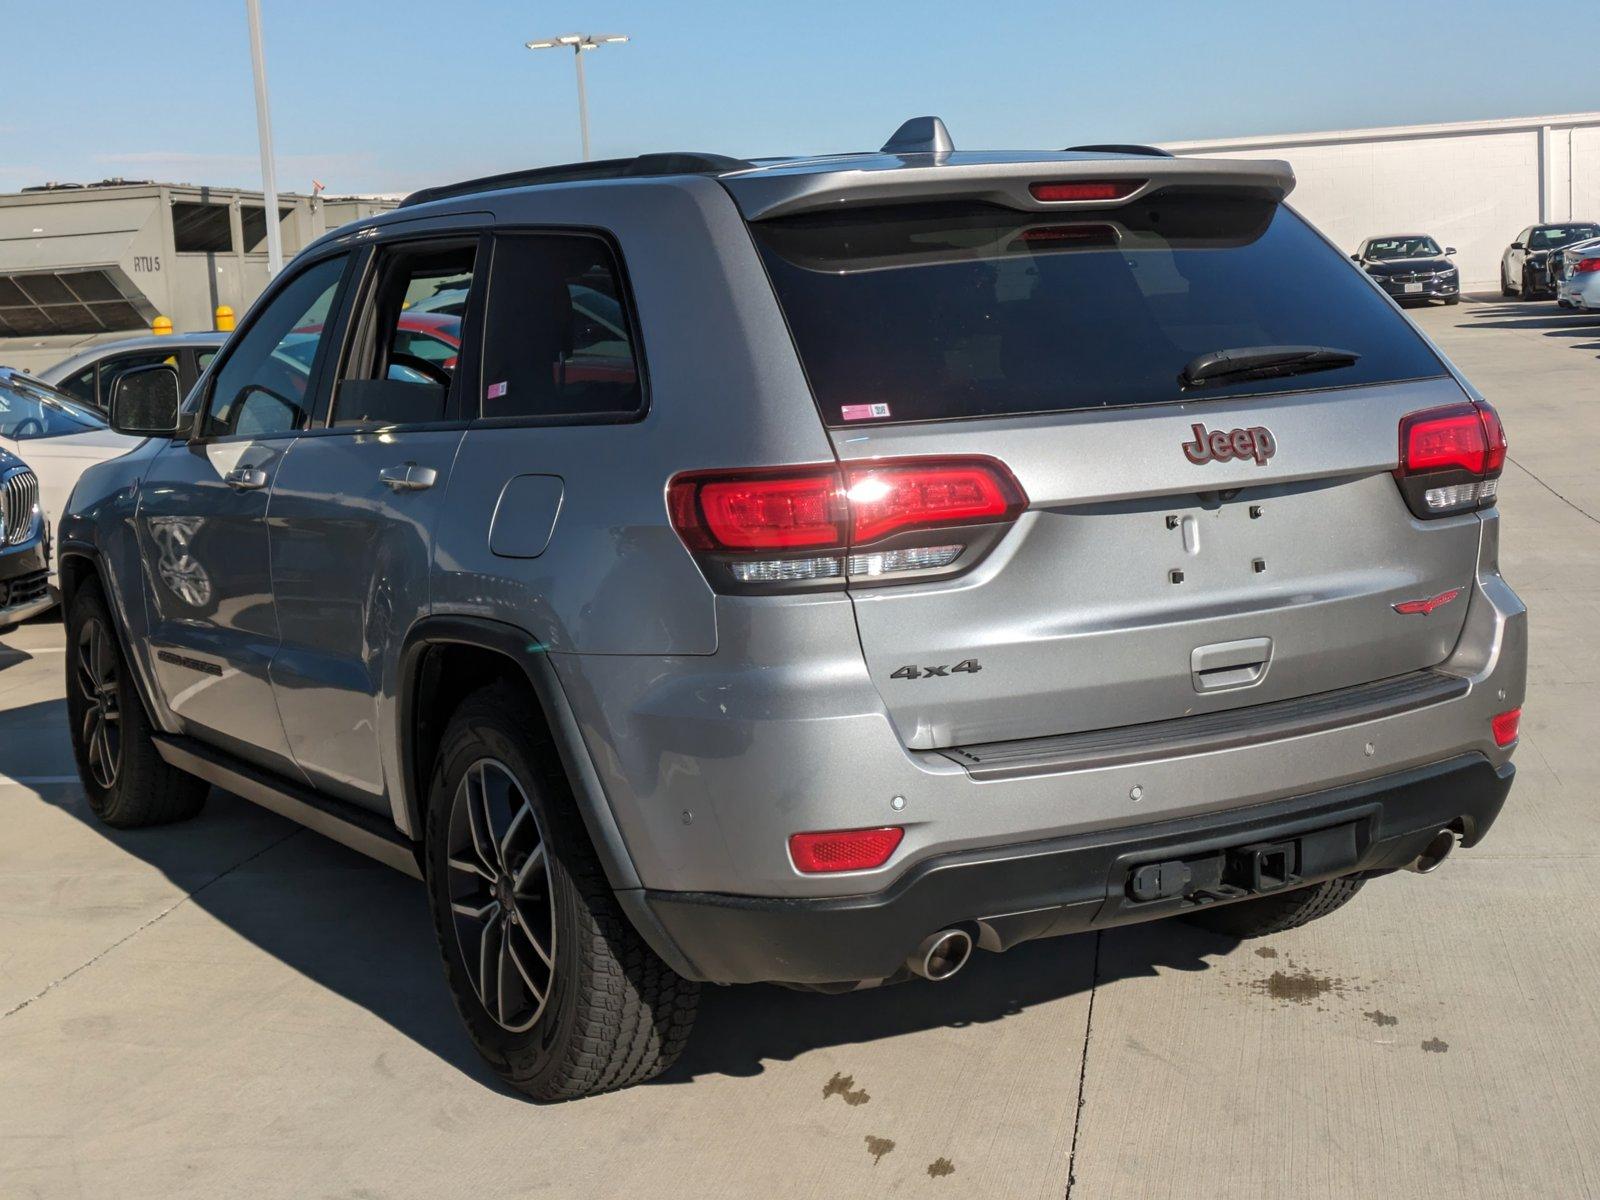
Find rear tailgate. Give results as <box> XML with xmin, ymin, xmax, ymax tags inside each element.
<box><xmin>736</xmin><ymin>159</ymin><xmax>1490</xmax><ymax>750</ymax></box>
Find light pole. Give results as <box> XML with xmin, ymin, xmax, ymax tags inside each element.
<box><xmin>244</xmin><ymin>0</ymin><xmax>283</xmax><ymax>276</ymax></box>
<box><xmin>524</xmin><ymin>33</ymin><xmax>629</xmax><ymax>161</ymax></box>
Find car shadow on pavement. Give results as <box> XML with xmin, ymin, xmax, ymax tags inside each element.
<box><xmin>655</xmin><ymin>920</ymin><xmax>1238</xmax><ymax>1087</ymax></box>
<box><xmin>1461</xmin><ymin>304</ymin><xmax>1600</xmax><ymax>331</ymax></box>
<box><xmin>4</xmin><ymin>693</ymin><xmax>1241</xmax><ymax>1097</ymax></box>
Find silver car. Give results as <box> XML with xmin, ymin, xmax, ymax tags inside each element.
<box><xmin>56</xmin><ymin>119</ymin><xmax>1526</xmax><ymax>1101</ymax></box>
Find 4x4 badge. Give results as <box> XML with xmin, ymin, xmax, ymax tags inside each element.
<box><xmin>1182</xmin><ymin>422</ymin><xmax>1276</xmax><ymax>466</ymax></box>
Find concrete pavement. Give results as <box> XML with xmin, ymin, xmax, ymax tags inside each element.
<box><xmin>1</xmin><ymin>295</ymin><xmax>1597</xmax><ymax>1199</ymax></box>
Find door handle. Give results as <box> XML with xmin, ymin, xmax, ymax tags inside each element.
<box><xmin>1190</xmin><ymin>637</ymin><xmax>1272</xmax><ymax>693</ymax></box>
<box><xmin>379</xmin><ymin>463</ymin><xmax>438</xmax><ymax>492</ymax></box>
<box><xmin>223</xmin><ymin>466</ymin><xmax>268</xmax><ymax>491</ymax></box>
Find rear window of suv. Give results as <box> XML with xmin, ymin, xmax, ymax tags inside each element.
<box><xmin>752</xmin><ymin>193</ymin><xmax>1447</xmax><ymax>426</ymax></box>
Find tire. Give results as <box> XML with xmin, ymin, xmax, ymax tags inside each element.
<box><xmin>424</xmin><ymin>682</ymin><xmax>699</xmax><ymax>1101</ymax></box>
<box><xmin>1522</xmin><ymin>267</ymin><xmax>1540</xmax><ymax>300</ymax></box>
<box><xmin>1445</xmin><ymin>293</ymin><xmax>1461</xmax><ymax>305</ymax></box>
<box><xmin>1181</xmin><ymin>875</ymin><xmax>1365</xmax><ymax>939</ymax></box>
<box><xmin>65</xmin><ymin>580</ymin><xmax>208</xmax><ymax>828</ymax></box>
<box><xmin>1500</xmin><ymin>265</ymin><xmax>1513</xmax><ymax>297</ymax></box>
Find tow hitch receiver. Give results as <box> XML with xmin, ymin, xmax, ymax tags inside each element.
<box><xmin>1120</xmin><ymin>823</ymin><xmax>1359</xmax><ymax>912</ymax></box>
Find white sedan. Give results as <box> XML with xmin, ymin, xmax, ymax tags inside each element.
<box><xmin>0</xmin><ymin>367</ymin><xmax>143</xmax><ymax>586</ymax></box>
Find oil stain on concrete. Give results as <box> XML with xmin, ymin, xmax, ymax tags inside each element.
<box><xmin>864</xmin><ymin>1135</ymin><xmax>895</xmax><ymax>1166</ymax></box>
<box><xmin>927</xmin><ymin>1157</ymin><xmax>955</xmax><ymax>1179</ymax></box>
<box><xmin>1422</xmin><ymin>1037</ymin><xmax>1450</xmax><ymax>1053</ymax></box>
<box><xmin>1254</xmin><ymin>946</ymin><xmax>1279</xmax><ymax>959</ymax></box>
<box><xmin>823</xmin><ymin>1071</ymin><xmax>870</xmax><ymax>1106</ymax></box>
<box><xmin>1365</xmin><ymin>1010</ymin><xmax>1400</xmax><ymax>1027</ymax></box>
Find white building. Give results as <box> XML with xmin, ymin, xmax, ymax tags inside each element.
<box><xmin>1163</xmin><ymin>111</ymin><xmax>1600</xmax><ymax>287</ymax></box>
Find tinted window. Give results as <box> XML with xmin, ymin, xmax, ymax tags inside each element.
<box><xmin>330</xmin><ymin>242</ymin><xmax>474</xmax><ymax>427</ymax></box>
<box><xmin>1365</xmin><ymin>236</ymin><xmax>1441</xmax><ymax>259</ymax></box>
<box><xmin>480</xmin><ymin>235</ymin><xmax>642</xmax><ymax>421</ymax></box>
<box><xmin>55</xmin><ymin>364</ymin><xmax>99</xmax><ymax>407</ymax></box>
<box><xmin>204</xmin><ymin>254</ymin><xmax>346</xmax><ymax>438</ymax></box>
<box><xmin>0</xmin><ymin>375</ymin><xmax>108</xmax><ymax>438</ymax></box>
<box><xmin>1530</xmin><ymin>224</ymin><xmax>1600</xmax><ymax>250</ymax></box>
<box><xmin>172</xmin><ymin>202</ymin><xmax>233</xmax><ymax>253</ymax></box>
<box><xmin>753</xmin><ymin>196</ymin><xmax>1447</xmax><ymax>426</ymax></box>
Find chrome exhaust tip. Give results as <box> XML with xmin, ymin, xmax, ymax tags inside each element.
<box><xmin>1407</xmin><ymin>829</ymin><xmax>1457</xmax><ymax>874</ymax></box>
<box><xmin>908</xmin><ymin>929</ymin><xmax>973</xmax><ymax>981</ymax></box>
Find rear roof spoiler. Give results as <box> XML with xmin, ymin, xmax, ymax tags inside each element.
<box><xmin>722</xmin><ymin>155</ymin><xmax>1294</xmax><ymax>222</ymax></box>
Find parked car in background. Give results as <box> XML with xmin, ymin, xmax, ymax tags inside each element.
<box><xmin>0</xmin><ymin>445</ymin><xmax>51</xmax><ymax>629</ymax></box>
<box><xmin>0</xmin><ymin>368</ymin><xmax>141</xmax><ymax>584</ymax></box>
<box><xmin>1553</xmin><ymin>236</ymin><xmax>1600</xmax><ymax>307</ymax></box>
<box><xmin>1352</xmin><ymin>235</ymin><xmax>1460</xmax><ymax>305</ymax></box>
<box><xmin>1501</xmin><ymin>222</ymin><xmax>1600</xmax><ymax>298</ymax></box>
<box><xmin>57</xmin><ymin>122</ymin><xmax>1525</xmax><ymax>1101</ymax></box>
<box><xmin>1557</xmin><ymin>244</ymin><xmax>1600</xmax><ymax>311</ymax></box>
<box><xmin>36</xmin><ymin>332</ymin><xmax>226</xmax><ymax>414</ymax></box>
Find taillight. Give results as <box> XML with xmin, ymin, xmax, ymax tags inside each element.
<box><xmin>1395</xmin><ymin>401</ymin><xmax>1506</xmax><ymax>518</ymax></box>
<box><xmin>1029</xmin><ymin>180</ymin><xmax>1142</xmax><ymax>202</ymax></box>
<box><xmin>668</xmin><ymin>457</ymin><xmax>1026</xmax><ymax>592</ymax></box>
<box><xmin>1491</xmin><ymin>707</ymin><xmax>1521</xmax><ymax>748</ymax></box>
<box><xmin>1575</xmin><ymin>257</ymin><xmax>1600</xmax><ymax>274</ymax></box>
<box><xmin>789</xmin><ymin>826</ymin><xmax>904</xmax><ymax>873</ymax></box>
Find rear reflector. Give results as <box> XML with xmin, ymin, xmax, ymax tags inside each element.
<box><xmin>1029</xmin><ymin>180</ymin><xmax>1142</xmax><ymax>202</ymax></box>
<box><xmin>1395</xmin><ymin>401</ymin><xmax>1507</xmax><ymax>518</ymax></box>
<box><xmin>789</xmin><ymin>826</ymin><xmax>904</xmax><ymax>873</ymax></box>
<box><xmin>1491</xmin><ymin>707</ymin><xmax>1521</xmax><ymax>748</ymax></box>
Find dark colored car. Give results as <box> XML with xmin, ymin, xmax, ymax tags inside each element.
<box><xmin>1502</xmin><ymin>223</ymin><xmax>1600</xmax><ymax>298</ymax></box>
<box><xmin>0</xmin><ymin>446</ymin><xmax>50</xmax><ymax>629</ymax></box>
<box><xmin>1353</xmin><ymin>235</ymin><xmax>1460</xmax><ymax>305</ymax></box>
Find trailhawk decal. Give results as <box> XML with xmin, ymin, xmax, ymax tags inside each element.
<box><xmin>1181</xmin><ymin>422</ymin><xmax>1277</xmax><ymax>467</ymax></box>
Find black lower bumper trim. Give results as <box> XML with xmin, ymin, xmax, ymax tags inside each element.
<box><xmin>638</xmin><ymin>755</ymin><xmax>1512</xmax><ymax>985</ymax></box>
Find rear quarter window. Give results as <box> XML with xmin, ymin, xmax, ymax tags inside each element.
<box><xmin>479</xmin><ymin>234</ymin><xmax>643</xmax><ymax>422</ymax></box>
<box><xmin>752</xmin><ymin>193</ymin><xmax>1447</xmax><ymax>426</ymax></box>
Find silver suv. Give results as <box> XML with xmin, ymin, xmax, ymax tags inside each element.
<box><xmin>58</xmin><ymin>119</ymin><xmax>1526</xmax><ymax>1101</ymax></box>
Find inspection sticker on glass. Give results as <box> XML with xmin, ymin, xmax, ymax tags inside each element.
<box><xmin>487</xmin><ymin>381</ymin><xmax>509</xmax><ymax>400</ymax></box>
<box><xmin>840</xmin><ymin>402</ymin><xmax>891</xmax><ymax>421</ymax></box>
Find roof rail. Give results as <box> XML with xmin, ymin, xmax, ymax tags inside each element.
<box><xmin>399</xmin><ymin>152</ymin><xmax>755</xmax><ymax>208</ymax></box>
<box><xmin>1062</xmin><ymin>143</ymin><xmax>1175</xmax><ymax>158</ymax></box>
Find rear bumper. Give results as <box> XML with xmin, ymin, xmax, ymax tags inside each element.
<box><xmin>638</xmin><ymin>755</ymin><xmax>1512</xmax><ymax>984</ymax></box>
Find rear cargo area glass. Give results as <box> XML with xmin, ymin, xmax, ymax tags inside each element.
<box><xmin>752</xmin><ymin>193</ymin><xmax>1447</xmax><ymax>426</ymax></box>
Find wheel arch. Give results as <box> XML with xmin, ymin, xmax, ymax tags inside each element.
<box><xmin>396</xmin><ymin>615</ymin><xmax>642</xmax><ymax>892</ymax></box>
<box><xmin>56</xmin><ymin>543</ymin><xmax>164</xmax><ymax>730</ymax></box>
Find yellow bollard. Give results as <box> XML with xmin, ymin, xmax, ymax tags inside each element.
<box><xmin>152</xmin><ymin>315</ymin><xmax>173</xmax><ymax>336</ymax></box>
<box><xmin>214</xmin><ymin>305</ymin><xmax>235</xmax><ymax>332</ymax></box>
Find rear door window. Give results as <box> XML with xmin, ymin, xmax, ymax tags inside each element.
<box><xmin>328</xmin><ymin>241</ymin><xmax>476</xmax><ymax>428</ymax></box>
<box><xmin>479</xmin><ymin>234</ymin><xmax>643</xmax><ymax>421</ymax></box>
<box><xmin>752</xmin><ymin>195</ymin><xmax>1448</xmax><ymax>426</ymax></box>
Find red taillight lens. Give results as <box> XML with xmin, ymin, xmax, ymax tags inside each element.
<box><xmin>1402</xmin><ymin>405</ymin><xmax>1491</xmax><ymax>474</ymax></box>
<box><xmin>1029</xmin><ymin>180</ymin><xmax>1142</xmax><ymax>202</ymax></box>
<box><xmin>692</xmin><ymin>472</ymin><xmax>844</xmax><ymax>549</ymax></box>
<box><xmin>1575</xmin><ymin>257</ymin><xmax>1600</xmax><ymax>274</ymax></box>
<box><xmin>1396</xmin><ymin>401</ymin><xmax>1507</xmax><ymax>517</ymax></box>
<box><xmin>845</xmin><ymin>461</ymin><xmax>1024</xmax><ymax>543</ymax></box>
<box><xmin>789</xmin><ymin>826</ymin><xmax>904</xmax><ymax>873</ymax></box>
<box><xmin>668</xmin><ymin>457</ymin><xmax>1026</xmax><ymax>589</ymax></box>
<box><xmin>1491</xmin><ymin>707</ymin><xmax>1521</xmax><ymax>748</ymax></box>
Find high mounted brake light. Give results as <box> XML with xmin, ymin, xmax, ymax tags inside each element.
<box><xmin>1029</xmin><ymin>180</ymin><xmax>1142</xmax><ymax>202</ymax></box>
<box><xmin>668</xmin><ymin>457</ymin><xmax>1025</xmax><ymax>592</ymax></box>
<box><xmin>1395</xmin><ymin>401</ymin><xmax>1506</xmax><ymax>518</ymax></box>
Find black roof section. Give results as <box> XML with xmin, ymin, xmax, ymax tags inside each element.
<box><xmin>1062</xmin><ymin>143</ymin><xmax>1174</xmax><ymax>158</ymax></box>
<box><xmin>399</xmin><ymin>152</ymin><xmax>754</xmax><ymax>208</ymax></box>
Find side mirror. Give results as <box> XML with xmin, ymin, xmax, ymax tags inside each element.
<box><xmin>108</xmin><ymin>364</ymin><xmax>184</xmax><ymax>437</ymax></box>
<box><xmin>1513</xmin><ymin>242</ymin><xmax>1527</xmax><ymax>251</ymax></box>
<box><xmin>1444</xmin><ymin>247</ymin><xmax>1457</xmax><ymax>256</ymax></box>
<box><xmin>1350</xmin><ymin>253</ymin><xmax>1361</xmax><ymax>261</ymax></box>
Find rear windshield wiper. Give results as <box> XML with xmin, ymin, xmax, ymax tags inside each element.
<box><xmin>1180</xmin><ymin>345</ymin><xmax>1361</xmax><ymax>390</ymax></box>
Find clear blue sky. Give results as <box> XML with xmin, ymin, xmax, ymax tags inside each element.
<box><xmin>3</xmin><ymin>0</ymin><xmax>1592</xmax><ymax>196</ymax></box>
